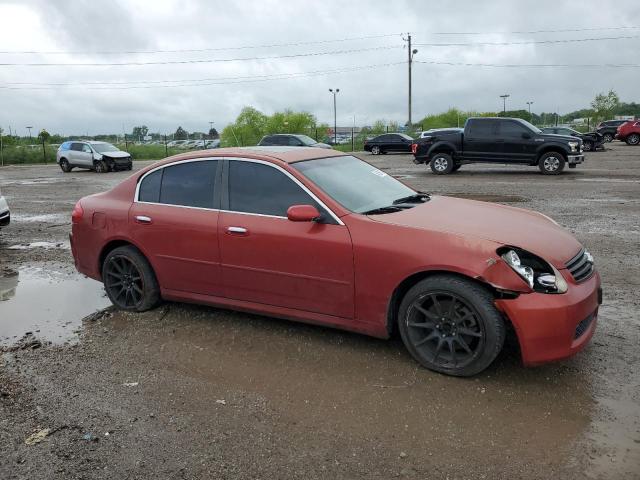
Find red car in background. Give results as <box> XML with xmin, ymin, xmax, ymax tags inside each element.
<box><xmin>616</xmin><ymin>120</ymin><xmax>640</xmax><ymax>145</ymax></box>
<box><xmin>70</xmin><ymin>147</ymin><xmax>601</xmax><ymax>376</ymax></box>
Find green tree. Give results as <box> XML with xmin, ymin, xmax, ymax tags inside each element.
<box><xmin>132</xmin><ymin>125</ymin><xmax>149</xmax><ymax>139</ymax></box>
<box><xmin>38</xmin><ymin>129</ymin><xmax>51</xmax><ymax>143</ymax></box>
<box><xmin>591</xmin><ymin>90</ymin><xmax>620</xmax><ymax>123</ymax></box>
<box><xmin>175</xmin><ymin>126</ymin><xmax>188</xmax><ymax>140</ymax></box>
<box><xmin>208</xmin><ymin>127</ymin><xmax>219</xmax><ymax>139</ymax></box>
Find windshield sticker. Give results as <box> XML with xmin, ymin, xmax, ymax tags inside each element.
<box><xmin>371</xmin><ymin>169</ymin><xmax>387</xmax><ymax>178</ymax></box>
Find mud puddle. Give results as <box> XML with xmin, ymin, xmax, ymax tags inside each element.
<box><xmin>0</xmin><ymin>266</ymin><xmax>110</xmax><ymax>346</ymax></box>
<box><xmin>7</xmin><ymin>241</ymin><xmax>70</xmax><ymax>250</ymax></box>
<box><xmin>11</xmin><ymin>213</ymin><xmax>68</xmax><ymax>223</ymax></box>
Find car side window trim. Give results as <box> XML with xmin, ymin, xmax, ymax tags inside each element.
<box><xmin>134</xmin><ymin>158</ymin><xmax>223</xmax><ymax>212</ymax></box>
<box><xmin>221</xmin><ymin>157</ymin><xmax>344</xmax><ymax>226</ymax></box>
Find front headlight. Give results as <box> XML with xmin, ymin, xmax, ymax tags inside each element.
<box><xmin>568</xmin><ymin>141</ymin><xmax>579</xmax><ymax>152</ymax></box>
<box><xmin>500</xmin><ymin>248</ymin><xmax>568</xmax><ymax>294</ymax></box>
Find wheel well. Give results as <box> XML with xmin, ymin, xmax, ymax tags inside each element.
<box><xmin>385</xmin><ymin>270</ymin><xmax>506</xmax><ymax>337</ymax></box>
<box><xmin>429</xmin><ymin>146</ymin><xmax>455</xmax><ymax>158</ymax></box>
<box><xmin>98</xmin><ymin>240</ymin><xmax>135</xmax><ymax>274</ymax></box>
<box><xmin>536</xmin><ymin>147</ymin><xmax>567</xmax><ymax>163</ymax></box>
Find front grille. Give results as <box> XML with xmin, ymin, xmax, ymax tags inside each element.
<box><xmin>574</xmin><ymin>313</ymin><xmax>594</xmax><ymax>339</ymax></box>
<box><xmin>565</xmin><ymin>248</ymin><xmax>594</xmax><ymax>283</ymax></box>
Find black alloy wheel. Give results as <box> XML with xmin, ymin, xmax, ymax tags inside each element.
<box><xmin>94</xmin><ymin>160</ymin><xmax>107</xmax><ymax>173</ymax></box>
<box><xmin>59</xmin><ymin>159</ymin><xmax>72</xmax><ymax>173</ymax></box>
<box><xmin>603</xmin><ymin>133</ymin><xmax>614</xmax><ymax>143</ymax></box>
<box><xmin>103</xmin><ymin>245</ymin><xmax>160</xmax><ymax>311</ymax></box>
<box><xmin>626</xmin><ymin>133</ymin><xmax>640</xmax><ymax>145</ymax></box>
<box><xmin>583</xmin><ymin>141</ymin><xmax>593</xmax><ymax>152</ymax></box>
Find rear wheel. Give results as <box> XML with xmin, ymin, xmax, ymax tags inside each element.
<box><xmin>626</xmin><ymin>133</ymin><xmax>640</xmax><ymax>145</ymax></box>
<box><xmin>603</xmin><ymin>133</ymin><xmax>614</xmax><ymax>143</ymax></box>
<box><xmin>430</xmin><ymin>153</ymin><xmax>454</xmax><ymax>175</ymax></box>
<box><xmin>398</xmin><ymin>275</ymin><xmax>505</xmax><ymax>377</ymax></box>
<box><xmin>103</xmin><ymin>246</ymin><xmax>160</xmax><ymax>312</ymax></box>
<box><xmin>371</xmin><ymin>145</ymin><xmax>381</xmax><ymax>155</ymax></box>
<box><xmin>59</xmin><ymin>159</ymin><xmax>72</xmax><ymax>173</ymax></box>
<box><xmin>538</xmin><ymin>152</ymin><xmax>565</xmax><ymax>175</ymax></box>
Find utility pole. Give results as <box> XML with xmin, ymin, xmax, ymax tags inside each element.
<box><xmin>526</xmin><ymin>101</ymin><xmax>534</xmax><ymax>123</ymax></box>
<box><xmin>329</xmin><ymin>88</ymin><xmax>339</xmax><ymax>145</ymax></box>
<box><xmin>499</xmin><ymin>95</ymin><xmax>510</xmax><ymax>115</ymax></box>
<box><xmin>26</xmin><ymin>126</ymin><xmax>33</xmax><ymax>143</ymax></box>
<box><xmin>403</xmin><ymin>33</ymin><xmax>418</xmax><ymax>128</ymax></box>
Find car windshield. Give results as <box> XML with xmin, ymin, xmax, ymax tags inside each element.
<box><xmin>92</xmin><ymin>143</ymin><xmax>120</xmax><ymax>153</ymax></box>
<box><xmin>293</xmin><ymin>155</ymin><xmax>418</xmax><ymax>214</ymax></box>
<box><xmin>296</xmin><ymin>135</ymin><xmax>318</xmax><ymax>146</ymax></box>
<box><xmin>517</xmin><ymin>119</ymin><xmax>542</xmax><ymax>134</ymax></box>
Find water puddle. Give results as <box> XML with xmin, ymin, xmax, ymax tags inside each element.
<box><xmin>7</xmin><ymin>241</ymin><xmax>70</xmax><ymax>250</ymax></box>
<box><xmin>4</xmin><ymin>178</ymin><xmax>67</xmax><ymax>186</ymax></box>
<box><xmin>12</xmin><ymin>213</ymin><xmax>68</xmax><ymax>223</ymax></box>
<box><xmin>0</xmin><ymin>266</ymin><xmax>110</xmax><ymax>346</ymax></box>
<box><xmin>577</xmin><ymin>178</ymin><xmax>639</xmax><ymax>184</ymax></box>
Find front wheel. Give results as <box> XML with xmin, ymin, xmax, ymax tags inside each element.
<box><xmin>538</xmin><ymin>152</ymin><xmax>565</xmax><ymax>175</ymax></box>
<box><xmin>103</xmin><ymin>245</ymin><xmax>161</xmax><ymax>312</ymax></box>
<box><xmin>59</xmin><ymin>159</ymin><xmax>72</xmax><ymax>173</ymax></box>
<box><xmin>583</xmin><ymin>141</ymin><xmax>593</xmax><ymax>152</ymax></box>
<box><xmin>430</xmin><ymin>153</ymin><xmax>454</xmax><ymax>175</ymax></box>
<box><xmin>94</xmin><ymin>160</ymin><xmax>108</xmax><ymax>173</ymax></box>
<box><xmin>603</xmin><ymin>133</ymin><xmax>614</xmax><ymax>143</ymax></box>
<box><xmin>626</xmin><ymin>133</ymin><xmax>640</xmax><ymax>145</ymax></box>
<box><xmin>398</xmin><ymin>275</ymin><xmax>505</xmax><ymax>377</ymax></box>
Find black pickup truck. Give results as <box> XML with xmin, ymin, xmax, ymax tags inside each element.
<box><xmin>412</xmin><ymin>117</ymin><xmax>585</xmax><ymax>175</ymax></box>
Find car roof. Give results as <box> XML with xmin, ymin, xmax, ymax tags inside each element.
<box><xmin>144</xmin><ymin>146</ymin><xmax>344</xmax><ymax>169</ymax></box>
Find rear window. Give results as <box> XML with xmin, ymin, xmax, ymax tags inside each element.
<box><xmin>59</xmin><ymin>142</ymin><xmax>72</xmax><ymax>151</ymax></box>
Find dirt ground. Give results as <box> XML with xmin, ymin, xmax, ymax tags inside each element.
<box><xmin>1</xmin><ymin>144</ymin><xmax>639</xmax><ymax>479</ymax></box>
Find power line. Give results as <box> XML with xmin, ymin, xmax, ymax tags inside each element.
<box><xmin>415</xmin><ymin>60</ymin><xmax>640</xmax><ymax>68</ymax></box>
<box><xmin>0</xmin><ymin>44</ymin><xmax>402</xmax><ymax>67</ymax></box>
<box><xmin>414</xmin><ymin>34</ymin><xmax>640</xmax><ymax>47</ymax></box>
<box><xmin>0</xmin><ymin>62</ymin><xmax>405</xmax><ymax>90</ymax></box>
<box><xmin>0</xmin><ymin>33</ymin><xmax>403</xmax><ymax>55</ymax></box>
<box><xmin>429</xmin><ymin>26</ymin><xmax>640</xmax><ymax>35</ymax></box>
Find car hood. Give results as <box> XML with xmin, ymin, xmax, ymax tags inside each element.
<box><xmin>99</xmin><ymin>151</ymin><xmax>130</xmax><ymax>158</ymax></box>
<box><xmin>540</xmin><ymin>133</ymin><xmax>581</xmax><ymax>143</ymax></box>
<box><xmin>368</xmin><ymin>195</ymin><xmax>581</xmax><ymax>268</ymax></box>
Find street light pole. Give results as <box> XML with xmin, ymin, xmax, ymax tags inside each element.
<box><xmin>499</xmin><ymin>95</ymin><xmax>510</xmax><ymax>115</ymax></box>
<box><xmin>26</xmin><ymin>126</ymin><xmax>33</xmax><ymax>143</ymax></box>
<box><xmin>526</xmin><ymin>101</ymin><xmax>534</xmax><ymax>123</ymax></box>
<box><xmin>329</xmin><ymin>88</ymin><xmax>339</xmax><ymax>145</ymax></box>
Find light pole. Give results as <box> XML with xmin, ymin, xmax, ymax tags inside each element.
<box><xmin>329</xmin><ymin>88</ymin><xmax>339</xmax><ymax>145</ymax></box>
<box><xmin>499</xmin><ymin>95</ymin><xmax>510</xmax><ymax>115</ymax></box>
<box><xmin>26</xmin><ymin>126</ymin><xmax>33</xmax><ymax>143</ymax></box>
<box><xmin>403</xmin><ymin>33</ymin><xmax>418</xmax><ymax>128</ymax></box>
<box><xmin>526</xmin><ymin>101</ymin><xmax>534</xmax><ymax>123</ymax></box>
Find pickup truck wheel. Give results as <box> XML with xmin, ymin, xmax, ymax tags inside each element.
<box><xmin>603</xmin><ymin>133</ymin><xmax>614</xmax><ymax>143</ymax></box>
<box><xmin>583</xmin><ymin>141</ymin><xmax>593</xmax><ymax>152</ymax></box>
<box><xmin>626</xmin><ymin>134</ymin><xmax>640</xmax><ymax>145</ymax></box>
<box><xmin>371</xmin><ymin>146</ymin><xmax>381</xmax><ymax>155</ymax></box>
<box><xmin>538</xmin><ymin>152</ymin><xmax>565</xmax><ymax>175</ymax></box>
<box><xmin>398</xmin><ymin>275</ymin><xmax>505</xmax><ymax>377</ymax></box>
<box><xmin>430</xmin><ymin>153</ymin><xmax>454</xmax><ymax>175</ymax></box>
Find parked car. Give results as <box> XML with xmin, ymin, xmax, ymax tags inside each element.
<box><xmin>596</xmin><ymin>120</ymin><xmax>628</xmax><ymax>143</ymax></box>
<box><xmin>0</xmin><ymin>186</ymin><xmax>9</xmax><ymax>228</ymax></box>
<box><xmin>615</xmin><ymin>120</ymin><xmax>640</xmax><ymax>145</ymax></box>
<box><xmin>258</xmin><ymin>134</ymin><xmax>331</xmax><ymax>149</ymax></box>
<box><xmin>364</xmin><ymin>133</ymin><xmax>414</xmax><ymax>155</ymax></box>
<box><xmin>420</xmin><ymin>128</ymin><xmax>463</xmax><ymax>138</ymax></box>
<box><xmin>540</xmin><ymin>126</ymin><xmax>604</xmax><ymax>152</ymax></box>
<box><xmin>57</xmin><ymin>141</ymin><xmax>132</xmax><ymax>173</ymax></box>
<box><xmin>69</xmin><ymin>147</ymin><xmax>601</xmax><ymax>377</ymax></box>
<box><xmin>167</xmin><ymin>140</ymin><xmax>188</xmax><ymax>148</ymax></box>
<box><xmin>205</xmin><ymin>139</ymin><xmax>221</xmax><ymax>148</ymax></box>
<box><xmin>412</xmin><ymin>117</ymin><xmax>584</xmax><ymax>175</ymax></box>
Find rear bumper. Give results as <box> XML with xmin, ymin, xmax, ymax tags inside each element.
<box><xmin>567</xmin><ymin>154</ymin><xmax>584</xmax><ymax>165</ymax></box>
<box><xmin>495</xmin><ymin>271</ymin><xmax>601</xmax><ymax>366</ymax></box>
<box><xmin>0</xmin><ymin>196</ymin><xmax>10</xmax><ymax>227</ymax></box>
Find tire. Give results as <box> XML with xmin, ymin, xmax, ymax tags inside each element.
<box><xmin>626</xmin><ymin>133</ymin><xmax>640</xmax><ymax>146</ymax></box>
<box><xmin>398</xmin><ymin>275</ymin><xmax>505</xmax><ymax>377</ymax></box>
<box><xmin>94</xmin><ymin>160</ymin><xmax>108</xmax><ymax>173</ymax></box>
<box><xmin>603</xmin><ymin>133</ymin><xmax>613</xmax><ymax>143</ymax></box>
<box><xmin>538</xmin><ymin>152</ymin><xmax>565</xmax><ymax>175</ymax></box>
<box><xmin>583</xmin><ymin>141</ymin><xmax>593</xmax><ymax>152</ymax></box>
<box><xmin>127</xmin><ymin>164</ymin><xmax>133</xmax><ymax>171</ymax></box>
<box><xmin>59</xmin><ymin>158</ymin><xmax>72</xmax><ymax>173</ymax></box>
<box><xmin>371</xmin><ymin>145</ymin><xmax>381</xmax><ymax>155</ymax></box>
<box><xmin>102</xmin><ymin>245</ymin><xmax>161</xmax><ymax>312</ymax></box>
<box><xmin>430</xmin><ymin>153</ymin><xmax>454</xmax><ymax>175</ymax></box>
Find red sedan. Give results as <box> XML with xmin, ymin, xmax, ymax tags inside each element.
<box><xmin>70</xmin><ymin>147</ymin><xmax>601</xmax><ymax>376</ymax></box>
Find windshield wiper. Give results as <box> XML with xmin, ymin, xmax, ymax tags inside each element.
<box><xmin>392</xmin><ymin>192</ymin><xmax>430</xmax><ymax>205</ymax></box>
<box><xmin>361</xmin><ymin>206</ymin><xmax>404</xmax><ymax>215</ymax></box>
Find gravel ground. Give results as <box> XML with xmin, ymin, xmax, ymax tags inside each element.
<box><xmin>1</xmin><ymin>144</ymin><xmax>639</xmax><ymax>479</ymax></box>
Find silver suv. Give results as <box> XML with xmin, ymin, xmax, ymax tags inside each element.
<box><xmin>56</xmin><ymin>141</ymin><xmax>132</xmax><ymax>173</ymax></box>
<box><xmin>0</xmin><ymin>186</ymin><xmax>9</xmax><ymax>228</ymax></box>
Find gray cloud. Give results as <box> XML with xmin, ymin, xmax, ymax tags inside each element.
<box><xmin>0</xmin><ymin>0</ymin><xmax>639</xmax><ymax>136</ymax></box>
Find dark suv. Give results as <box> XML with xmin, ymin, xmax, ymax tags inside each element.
<box><xmin>596</xmin><ymin>120</ymin><xmax>628</xmax><ymax>143</ymax></box>
<box><xmin>258</xmin><ymin>134</ymin><xmax>331</xmax><ymax>149</ymax></box>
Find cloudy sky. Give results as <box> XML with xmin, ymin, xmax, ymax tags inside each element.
<box><xmin>0</xmin><ymin>0</ymin><xmax>639</xmax><ymax>136</ymax></box>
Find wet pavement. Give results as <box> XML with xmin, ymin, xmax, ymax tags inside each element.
<box><xmin>0</xmin><ymin>145</ymin><xmax>639</xmax><ymax>479</ymax></box>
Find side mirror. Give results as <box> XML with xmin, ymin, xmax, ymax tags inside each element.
<box><xmin>287</xmin><ymin>205</ymin><xmax>321</xmax><ymax>222</ymax></box>
<box><xmin>522</xmin><ymin>132</ymin><xmax>532</xmax><ymax>139</ymax></box>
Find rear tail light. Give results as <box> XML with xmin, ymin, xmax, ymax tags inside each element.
<box><xmin>411</xmin><ymin>143</ymin><xmax>418</xmax><ymax>154</ymax></box>
<box><xmin>71</xmin><ymin>201</ymin><xmax>84</xmax><ymax>224</ymax></box>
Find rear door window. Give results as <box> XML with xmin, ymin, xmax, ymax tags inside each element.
<box><xmin>228</xmin><ymin>161</ymin><xmax>320</xmax><ymax>217</ymax></box>
<box><xmin>70</xmin><ymin>143</ymin><xmax>84</xmax><ymax>151</ymax></box>
<box><xmin>467</xmin><ymin>120</ymin><xmax>497</xmax><ymax>137</ymax></box>
<box><xmin>138</xmin><ymin>169</ymin><xmax>162</xmax><ymax>203</ymax></box>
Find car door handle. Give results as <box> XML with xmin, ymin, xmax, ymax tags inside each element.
<box><xmin>227</xmin><ymin>226</ymin><xmax>248</xmax><ymax>235</ymax></box>
<box><xmin>135</xmin><ymin>215</ymin><xmax>152</xmax><ymax>224</ymax></box>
